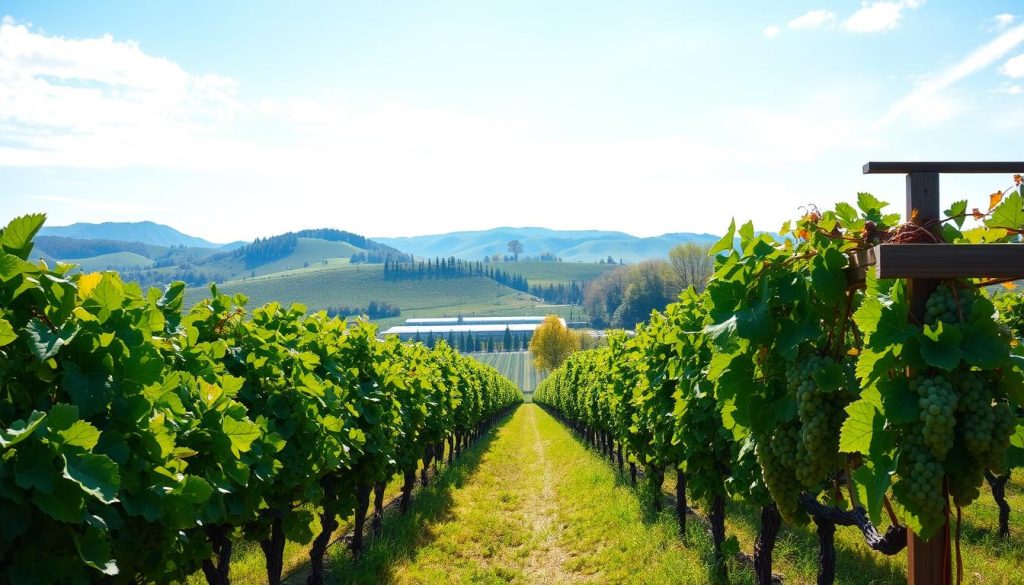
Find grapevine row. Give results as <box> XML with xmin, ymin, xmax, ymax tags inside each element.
<box><xmin>536</xmin><ymin>190</ymin><xmax>1024</xmax><ymax>583</ymax></box>
<box><xmin>0</xmin><ymin>214</ymin><xmax>523</xmax><ymax>585</ymax></box>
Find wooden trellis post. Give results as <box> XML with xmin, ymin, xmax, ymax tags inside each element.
<box><xmin>861</xmin><ymin>161</ymin><xmax>1024</xmax><ymax>585</ymax></box>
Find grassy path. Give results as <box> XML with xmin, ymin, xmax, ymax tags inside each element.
<box><xmin>319</xmin><ymin>404</ymin><xmax>713</xmax><ymax>584</ymax></box>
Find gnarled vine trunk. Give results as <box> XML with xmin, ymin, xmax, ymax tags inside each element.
<box><xmin>400</xmin><ymin>468</ymin><xmax>417</xmax><ymax>514</ymax></box>
<box><xmin>447</xmin><ymin>435</ymin><xmax>455</xmax><ymax>464</ymax></box>
<box><xmin>371</xmin><ymin>481</ymin><xmax>386</xmax><ymax>531</ymax></box>
<box><xmin>200</xmin><ymin>525</ymin><xmax>232</xmax><ymax>585</ymax></box>
<box><xmin>422</xmin><ymin>445</ymin><xmax>434</xmax><ymax>486</ymax></box>
<box><xmin>675</xmin><ymin>469</ymin><xmax>687</xmax><ymax>536</ymax></box>
<box><xmin>986</xmin><ymin>470</ymin><xmax>1011</xmax><ymax>540</ymax></box>
<box><xmin>813</xmin><ymin>513</ymin><xmax>837</xmax><ymax>585</ymax></box>
<box><xmin>709</xmin><ymin>494</ymin><xmax>728</xmax><ymax>581</ymax></box>
<box><xmin>350</xmin><ymin>484</ymin><xmax>372</xmax><ymax>557</ymax></box>
<box><xmin>307</xmin><ymin>505</ymin><xmax>340</xmax><ymax>585</ymax></box>
<box><xmin>259</xmin><ymin>515</ymin><xmax>287</xmax><ymax>585</ymax></box>
<box><xmin>753</xmin><ymin>504</ymin><xmax>781</xmax><ymax>585</ymax></box>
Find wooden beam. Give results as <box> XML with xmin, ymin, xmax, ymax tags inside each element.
<box><xmin>863</xmin><ymin>162</ymin><xmax>1024</xmax><ymax>174</ymax></box>
<box><xmin>874</xmin><ymin>244</ymin><xmax>1024</xmax><ymax>279</ymax></box>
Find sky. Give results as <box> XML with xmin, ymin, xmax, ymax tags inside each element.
<box><xmin>0</xmin><ymin>1</ymin><xmax>1022</xmax><ymax>243</ymax></box>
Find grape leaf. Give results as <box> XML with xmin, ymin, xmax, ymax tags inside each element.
<box><xmin>73</xmin><ymin>525</ymin><xmax>119</xmax><ymax>576</ymax></box>
<box><xmin>0</xmin><ymin>213</ymin><xmax>46</xmax><ymax>259</ymax></box>
<box><xmin>0</xmin><ymin>410</ymin><xmax>46</xmax><ymax>449</ymax></box>
<box><xmin>63</xmin><ymin>453</ymin><xmax>120</xmax><ymax>504</ymax></box>
<box><xmin>919</xmin><ymin>321</ymin><xmax>963</xmax><ymax>370</ymax></box>
<box><xmin>709</xmin><ymin>219</ymin><xmax>736</xmax><ymax>255</ymax></box>
<box><xmin>59</xmin><ymin>420</ymin><xmax>102</xmax><ymax>451</ymax></box>
<box><xmin>839</xmin><ymin>399</ymin><xmax>884</xmax><ymax>455</ymax></box>
<box><xmin>222</xmin><ymin>416</ymin><xmax>260</xmax><ymax>456</ymax></box>
<box><xmin>0</xmin><ymin>317</ymin><xmax>16</xmax><ymax>347</ymax></box>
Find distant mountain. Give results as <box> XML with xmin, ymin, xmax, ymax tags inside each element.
<box><xmin>39</xmin><ymin>221</ymin><xmax>222</xmax><ymax>248</ymax></box>
<box><xmin>374</xmin><ymin>227</ymin><xmax>721</xmax><ymax>263</ymax></box>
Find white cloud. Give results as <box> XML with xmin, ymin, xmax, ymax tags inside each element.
<box><xmin>789</xmin><ymin>10</ymin><xmax>836</xmax><ymax>29</ymax></box>
<box><xmin>843</xmin><ymin>1</ymin><xmax>924</xmax><ymax>33</ymax></box>
<box><xmin>874</xmin><ymin>23</ymin><xmax>1024</xmax><ymax>129</ymax></box>
<box><xmin>1008</xmin><ymin>84</ymin><xmax>1023</xmax><ymax>95</ymax></box>
<box><xmin>762</xmin><ymin>25</ymin><xmax>781</xmax><ymax>38</ymax></box>
<box><xmin>1002</xmin><ymin>53</ymin><xmax>1024</xmax><ymax>78</ymax></box>
<box><xmin>994</xmin><ymin>14</ymin><xmax>1016</xmax><ymax>30</ymax></box>
<box><xmin>0</xmin><ymin>18</ymin><xmax>241</xmax><ymax>169</ymax></box>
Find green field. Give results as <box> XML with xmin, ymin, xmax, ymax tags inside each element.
<box><xmin>499</xmin><ymin>260</ymin><xmax>616</xmax><ymax>286</ymax></box>
<box><xmin>185</xmin><ymin>265</ymin><xmax>574</xmax><ymax>327</ymax></box>
<box><xmin>468</xmin><ymin>351</ymin><xmax>547</xmax><ymax>396</ymax></box>
<box><xmin>66</xmin><ymin>251</ymin><xmax>155</xmax><ymax>271</ymax></box>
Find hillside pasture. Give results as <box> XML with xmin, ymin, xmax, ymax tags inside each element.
<box><xmin>185</xmin><ymin>264</ymin><xmax>567</xmax><ymax>324</ymax></box>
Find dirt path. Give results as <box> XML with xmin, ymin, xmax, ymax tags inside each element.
<box><xmin>317</xmin><ymin>405</ymin><xmax>708</xmax><ymax>583</ymax></box>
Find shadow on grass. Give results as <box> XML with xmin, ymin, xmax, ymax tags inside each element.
<box><xmin>296</xmin><ymin>410</ymin><xmax>515</xmax><ymax>585</ymax></box>
<box><xmin>540</xmin><ymin>416</ymin><xmax>912</xmax><ymax>584</ymax></box>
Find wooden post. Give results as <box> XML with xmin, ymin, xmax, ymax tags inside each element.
<box><xmin>903</xmin><ymin>171</ymin><xmax>950</xmax><ymax>585</ymax></box>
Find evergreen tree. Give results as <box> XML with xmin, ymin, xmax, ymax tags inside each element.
<box><xmin>466</xmin><ymin>331</ymin><xmax>475</xmax><ymax>353</ymax></box>
<box><xmin>413</xmin><ymin>331</ymin><xmax>422</xmax><ymax>344</ymax></box>
<box><xmin>447</xmin><ymin>330</ymin><xmax>456</xmax><ymax>349</ymax></box>
<box><xmin>427</xmin><ymin>330</ymin><xmax>436</xmax><ymax>349</ymax></box>
<box><xmin>503</xmin><ymin>326</ymin><xmax>513</xmax><ymax>352</ymax></box>
<box><xmin>487</xmin><ymin>337</ymin><xmax>495</xmax><ymax>353</ymax></box>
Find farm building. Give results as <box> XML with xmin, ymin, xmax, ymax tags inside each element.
<box><xmin>382</xmin><ymin>315</ymin><xmax>564</xmax><ymax>345</ymax></box>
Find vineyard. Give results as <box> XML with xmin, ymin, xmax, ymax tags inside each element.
<box><xmin>535</xmin><ymin>170</ymin><xmax>1024</xmax><ymax>584</ymax></box>
<box><xmin>468</xmin><ymin>351</ymin><xmax>548</xmax><ymax>396</ymax></box>
<box><xmin>0</xmin><ymin>214</ymin><xmax>522</xmax><ymax>584</ymax></box>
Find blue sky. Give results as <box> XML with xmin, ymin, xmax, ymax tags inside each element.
<box><xmin>0</xmin><ymin>1</ymin><xmax>1022</xmax><ymax>242</ymax></box>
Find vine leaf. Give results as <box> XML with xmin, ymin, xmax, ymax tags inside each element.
<box><xmin>987</xmin><ymin>191</ymin><xmax>1024</xmax><ymax>233</ymax></box>
<box><xmin>63</xmin><ymin>453</ymin><xmax>120</xmax><ymax>504</ymax></box>
<box><xmin>222</xmin><ymin>416</ymin><xmax>260</xmax><ymax>456</ymax></box>
<box><xmin>0</xmin><ymin>213</ymin><xmax>46</xmax><ymax>260</ymax></box>
<box><xmin>73</xmin><ymin>525</ymin><xmax>119</xmax><ymax>576</ymax></box>
<box><xmin>709</xmin><ymin>219</ymin><xmax>736</xmax><ymax>255</ymax></box>
<box><xmin>853</xmin><ymin>455</ymin><xmax>895</xmax><ymax>526</ymax></box>
<box><xmin>919</xmin><ymin>321</ymin><xmax>963</xmax><ymax>370</ymax></box>
<box><xmin>840</xmin><ymin>399</ymin><xmax>886</xmax><ymax>455</ymax></box>
<box><xmin>0</xmin><ymin>411</ymin><xmax>46</xmax><ymax>449</ymax></box>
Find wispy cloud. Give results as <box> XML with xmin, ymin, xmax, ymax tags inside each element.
<box><xmin>762</xmin><ymin>25</ymin><xmax>781</xmax><ymax>39</ymax></box>
<box><xmin>789</xmin><ymin>10</ymin><xmax>837</xmax><ymax>30</ymax></box>
<box><xmin>873</xmin><ymin>23</ymin><xmax>1024</xmax><ymax>129</ymax></box>
<box><xmin>1002</xmin><ymin>53</ymin><xmax>1024</xmax><ymax>78</ymax></box>
<box><xmin>844</xmin><ymin>0</ymin><xmax>924</xmax><ymax>33</ymax></box>
<box><xmin>993</xmin><ymin>14</ymin><xmax>1016</xmax><ymax>30</ymax></box>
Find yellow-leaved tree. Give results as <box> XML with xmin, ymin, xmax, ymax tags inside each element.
<box><xmin>529</xmin><ymin>315</ymin><xmax>580</xmax><ymax>373</ymax></box>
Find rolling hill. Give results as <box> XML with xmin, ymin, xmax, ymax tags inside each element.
<box><xmin>183</xmin><ymin>264</ymin><xmax>575</xmax><ymax>329</ymax></box>
<box><xmin>39</xmin><ymin>221</ymin><xmax>223</xmax><ymax>248</ymax></box>
<box><xmin>374</xmin><ymin>227</ymin><xmax>720</xmax><ymax>263</ymax></box>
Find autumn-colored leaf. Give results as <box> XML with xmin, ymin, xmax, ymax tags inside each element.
<box><xmin>989</xmin><ymin>191</ymin><xmax>1004</xmax><ymax>211</ymax></box>
<box><xmin>1014</xmin><ymin>174</ymin><xmax>1022</xmax><ymax>186</ymax></box>
<box><xmin>972</xmin><ymin>208</ymin><xmax>984</xmax><ymax>220</ymax></box>
<box><xmin>911</xmin><ymin>208</ymin><xmax>920</xmax><ymax>221</ymax></box>
<box><xmin>847</xmin><ymin>347</ymin><xmax>861</xmax><ymax>356</ymax></box>
<box><xmin>1003</xmin><ymin>281</ymin><xmax>1017</xmax><ymax>290</ymax></box>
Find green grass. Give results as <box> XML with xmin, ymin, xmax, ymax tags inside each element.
<box><xmin>316</xmin><ymin>405</ymin><xmax>715</xmax><ymax>584</ymax></box>
<box><xmin>651</xmin><ymin>469</ymin><xmax>1024</xmax><ymax>584</ymax></box>
<box><xmin>185</xmin><ymin>264</ymin><xmax>579</xmax><ymax>329</ymax></box>
<box><xmin>66</xmin><ymin>251</ymin><xmax>155</xmax><ymax>271</ymax></box>
<box><xmin>467</xmin><ymin>352</ymin><xmax>547</xmax><ymax>398</ymax></box>
<box><xmin>498</xmin><ymin>260</ymin><xmax>616</xmax><ymax>286</ymax></box>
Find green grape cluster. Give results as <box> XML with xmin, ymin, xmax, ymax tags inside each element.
<box><xmin>924</xmin><ymin>283</ymin><xmax>972</xmax><ymax>325</ymax></box>
<box><xmin>912</xmin><ymin>375</ymin><xmax>957</xmax><ymax>458</ymax></box>
<box><xmin>988</xmin><ymin>402</ymin><xmax>1016</xmax><ymax>474</ymax></box>
<box><xmin>757</xmin><ymin>422</ymin><xmax>805</xmax><ymax>524</ymax></box>
<box><xmin>948</xmin><ymin>458</ymin><xmax>985</xmax><ymax>506</ymax></box>
<box><xmin>787</xmin><ymin>355</ymin><xmax>846</xmax><ymax>487</ymax></box>
<box><xmin>957</xmin><ymin>373</ymin><xmax>996</xmax><ymax>459</ymax></box>
<box><xmin>899</xmin><ymin>435</ymin><xmax>947</xmax><ymax>520</ymax></box>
